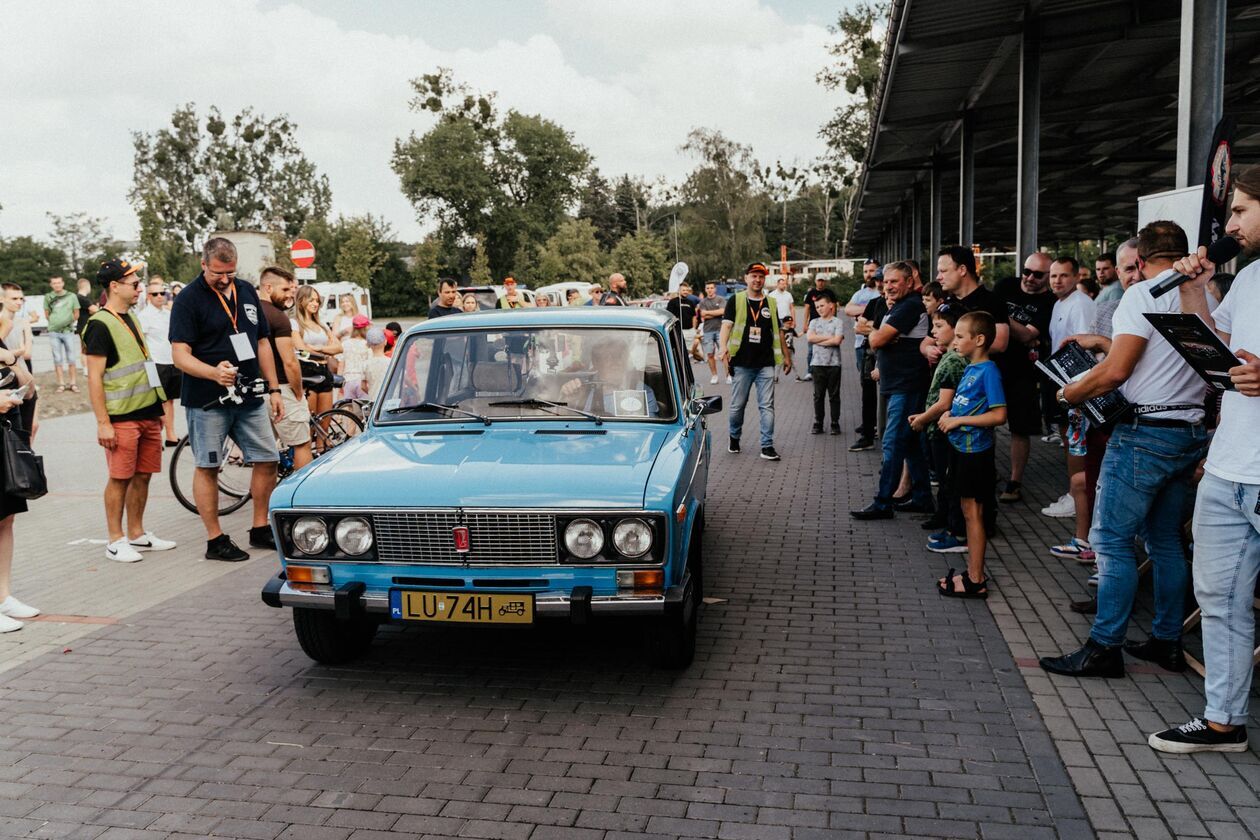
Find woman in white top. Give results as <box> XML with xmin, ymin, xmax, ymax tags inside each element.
<box><xmin>332</xmin><ymin>294</ymin><xmax>359</xmax><ymax>340</ymax></box>
<box><xmin>293</xmin><ymin>285</ymin><xmax>342</xmax><ymax>419</ymax></box>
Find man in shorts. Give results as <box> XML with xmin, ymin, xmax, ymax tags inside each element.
<box><xmin>44</xmin><ymin>275</ymin><xmax>81</xmax><ymax>393</ymax></box>
<box><xmin>84</xmin><ymin>259</ymin><xmax>176</xmax><ymax>564</ymax></box>
<box><xmin>170</xmin><ymin>238</ymin><xmax>284</xmax><ymax>562</ymax></box>
<box><xmin>697</xmin><ymin>282</ymin><xmax>728</xmax><ymax>384</ymax></box>
<box><xmin>259</xmin><ymin>267</ymin><xmax>312</xmax><ymax>471</ymax></box>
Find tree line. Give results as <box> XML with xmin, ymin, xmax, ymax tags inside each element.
<box><xmin>0</xmin><ymin>4</ymin><xmax>887</xmax><ymax>310</ymax></box>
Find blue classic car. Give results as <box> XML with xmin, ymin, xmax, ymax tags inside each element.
<box><xmin>261</xmin><ymin>307</ymin><xmax>720</xmax><ymax>667</ymax></box>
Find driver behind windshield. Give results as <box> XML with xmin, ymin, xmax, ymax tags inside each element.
<box><xmin>559</xmin><ymin>339</ymin><xmax>659</xmax><ymax>417</ymax></box>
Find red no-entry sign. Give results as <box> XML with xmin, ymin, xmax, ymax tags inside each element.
<box><xmin>290</xmin><ymin>239</ymin><xmax>316</xmax><ymax>268</ymax></box>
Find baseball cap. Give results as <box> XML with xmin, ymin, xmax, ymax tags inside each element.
<box><xmin>503</xmin><ymin>276</ymin><xmax>517</xmax><ymax>284</ymax></box>
<box><xmin>366</xmin><ymin>327</ymin><xmax>386</xmax><ymax>347</ymax></box>
<box><xmin>352</xmin><ymin>314</ymin><xmax>371</xmax><ymax>329</ymax></box>
<box><xmin>864</xmin><ymin>257</ymin><xmax>880</xmax><ymax>266</ymax></box>
<box><xmin>97</xmin><ymin>258</ymin><xmax>140</xmax><ymax>285</ymax></box>
<box><xmin>744</xmin><ymin>262</ymin><xmax>768</xmax><ymax>275</ymax></box>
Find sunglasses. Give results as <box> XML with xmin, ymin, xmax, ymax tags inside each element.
<box><xmin>1021</xmin><ymin>268</ymin><xmax>1047</xmax><ymax>279</ymax></box>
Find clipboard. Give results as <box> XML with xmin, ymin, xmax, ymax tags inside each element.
<box><xmin>1144</xmin><ymin>313</ymin><xmax>1240</xmax><ymax>391</ymax></box>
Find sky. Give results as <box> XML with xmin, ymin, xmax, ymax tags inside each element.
<box><xmin>1</xmin><ymin>0</ymin><xmax>846</xmax><ymax>247</ymax></box>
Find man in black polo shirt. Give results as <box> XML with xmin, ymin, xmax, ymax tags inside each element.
<box><xmin>428</xmin><ymin>278</ymin><xmax>463</xmax><ymax>319</ymax></box>
<box><xmin>170</xmin><ymin>237</ymin><xmax>284</xmax><ymax>562</ymax></box>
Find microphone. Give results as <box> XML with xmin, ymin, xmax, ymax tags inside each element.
<box><xmin>1150</xmin><ymin>236</ymin><xmax>1240</xmax><ymax>298</ymax></box>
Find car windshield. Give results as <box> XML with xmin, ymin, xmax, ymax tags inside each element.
<box><xmin>378</xmin><ymin>327</ymin><xmax>676</xmax><ymax>422</ymax></box>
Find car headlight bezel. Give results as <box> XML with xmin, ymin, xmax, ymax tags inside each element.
<box><xmin>292</xmin><ymin>516</ymin><xmax>330</xmax><ymax>555</ymax></box>
<box><xmin>557</xmin><ymin>513</ymin><xmax>666</xmax><ymax>564</ymax></box>
<box><xmin>563</xmin><ymin>518</ymin><xmax>604</xmax><ymax>560</ymax></box>
<box><xmin>334</xmin><ymin>516</ymin><xmax>374</xmax><ymax>556</ymax></box>
<box><xmin>611</xmin><ymin>518</ymin><xmax>653</xmax><ymax>558</ymax></box>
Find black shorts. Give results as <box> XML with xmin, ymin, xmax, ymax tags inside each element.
<box><xmin>157</xmin><ymin>363</ymin><xmax>181</xmax><ymax>401</ymax></box>
<box><xmin>950</xmin><ymin>446</ymin><xmax>996</xmax><ymax>501</ymax></box>
<box><xmin>1002</xmin><ymin>370</ymin><xmax>1043</xmax><ymax>436</ymax></box>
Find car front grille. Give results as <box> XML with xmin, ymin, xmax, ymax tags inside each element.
<box><xmin>372</xmin><ymin>511</ymin><xmax>558</xmax><ymax>565</ymax></box>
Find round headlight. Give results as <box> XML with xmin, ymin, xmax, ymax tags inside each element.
<box><xmin>564</xmin><ymin>518</ymin><xmax>604</xmax><ymax>560</ymax></box>
<box><xmin>612</xmin><ymin>518</ymin><xmax>653</xmax><ymax>558</ymax></box>
<box><xmin>292</xmin><ymin>516</ymin><xmax>329</xmax><ymax>554</ymax></box>
<box><xmin>334</xmin><ymin>517</ymin><xmax>374</xmax><ymax>556</ymax></box>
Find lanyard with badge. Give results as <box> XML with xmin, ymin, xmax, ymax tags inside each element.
<box><xmin>747</xmin><ymin>296</ymin><xmax>765</xmax><ymax>344</ymax></box>
<box><xmin>106</xmin><ymin>309</ymin><xmax>163</xmax><ymax>389</ymax></box>
<box><xmin>213</xmin><ymin>283</ymin><xmax>255</xmax><ymax>362</ymax></box>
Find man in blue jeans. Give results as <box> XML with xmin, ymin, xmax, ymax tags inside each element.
<box><xmin>851</xmin><ymin>262</ymin><xmax>933</xmax><ymax>519</ymax></box>
<box><xmin>1040</xmin><ymin>220</ymin><xmax>1209</xmax><ymax>679</ymax></box>
<box><xmin>720</xmin><ymin>262</ymin><xmax>792</xmax><ymax>461</ymax></box>
<box><xmin>1149</xmin><ymin>168</ymin><xmax>1260</xmax><ymax>753</ymax></box>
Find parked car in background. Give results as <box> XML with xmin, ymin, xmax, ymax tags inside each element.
<box><xmin>24</xmin><ymin>295</ymin><xmax>47</xmax><ymax>335</ymax></box>
<box><xmin>262</xmin><ymin>307</ymin><xmax>719</xmax><ymax>668</ymax></box>
<box><xmin>310</xmin><ymin>281</ymin><xmax>372</xmax><ymax>328</ymax></box>
<box><xmin>535</xmin><ymin>281</ymin><xmax>592</xmax><ymax>306</ymax></box>
<box><xmin>457</xmin><ymin>284</ymin><xmax>537</xmax><ymax>310</ymax></box>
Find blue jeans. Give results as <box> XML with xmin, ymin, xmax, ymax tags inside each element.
<box><xmin>874</xmin><ymin>390</ymin><xmax>930</xmax><ymax>507</ymax></box>
<box><xmin>728</xmin><ymin>366</ymin><xmax>775</xmax><ymax>448</ymax></box>
<box><xmin>1089</xmin><ymin>423</ymin><xmax>1207</xmax><ymax>647</ymax></box>
<box><xmin>186</xmin><ymin>401</ymin><xmax>280</xmax><ymax>469</ymax></box>
<box><xmin>1192</xmin><ymin>473</ymin><xmax>1260</xmax><ymax>725</ymax></box>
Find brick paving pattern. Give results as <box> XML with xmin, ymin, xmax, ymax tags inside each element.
<box><xmin>0</xmin><ymin>322</ymin><xmax>1257</xmax><ymax>838</ymax></box>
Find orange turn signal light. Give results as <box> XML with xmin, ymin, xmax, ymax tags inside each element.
<box><xmin>286</xmin><ymin>565</ymin><xmax>330</xmax><ymax>584</ymax></box>
<box><xmin>617</xmin><ymin>569</ymin><xmax>664</xmax><ymax>590</ymax></box>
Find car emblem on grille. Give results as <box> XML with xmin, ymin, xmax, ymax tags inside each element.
<box><xmin>452</xmin><ymin>525</ymin><xmax>471</xmax><ymax>553</ymax></box>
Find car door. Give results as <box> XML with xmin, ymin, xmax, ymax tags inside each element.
<box><xmin>667</xmin><ymin>324</ymin><xmax>707</xmax><ymax>568</ymax></box>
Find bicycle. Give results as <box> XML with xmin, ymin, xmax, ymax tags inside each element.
<box><xmin>168</xmin><ymin>376</ymin><xmax>365</xmax><ymax>515</ymax></box>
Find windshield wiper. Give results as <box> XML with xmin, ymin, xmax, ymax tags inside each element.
<box><xmin>488</xmin><ymin>398</ymin><xmax>604</xmax><ymax>426</ymax></box>
<box><xmin>385</xmin><ymin>401</ymin><xmax>491</xmax><ymax>425</ymax></box>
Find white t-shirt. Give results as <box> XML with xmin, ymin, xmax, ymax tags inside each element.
<box><xmin>137</xmin><ymin>305</ymin><xmax>173</xmax><ymax>365</ymax></box>
<box><xmin>1111</xmin><ymin>271</ymin><xmax>1218</xmax><ymax>424</ymax></box>
<box><xmin>1049</xmin><ymin>289</ymin><xmax>1096</xmax><ymax>352</ymax></box>
<box><xmin>364</xmin><ymin>355</ymin><xmax>390</xmax><ymax>401</ymax></box>
<box><xmin>767</xmin><ymin>289</ymin><xmax>794</xmax><ymax>321</ymax></box>
<box><xmin>1206</xmin><ymin>261</ymin><xmax>1260</xmax><ymax>483</ymax></box>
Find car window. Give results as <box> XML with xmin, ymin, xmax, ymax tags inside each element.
<box><xmin>379</xmin><ymin>327</ymin><xmax>676</xmax><ymax>422</ymax></box>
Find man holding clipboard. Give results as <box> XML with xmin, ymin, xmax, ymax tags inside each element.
<box><xmin>1039</xmin><ymin>221</ymin><xmax>1211</xmax><ymax>682</ymax></box>
<box><xmin>1150</xmin><ymin>167</ymin><xmax>1260</xmax><ymax>754</ymax></box>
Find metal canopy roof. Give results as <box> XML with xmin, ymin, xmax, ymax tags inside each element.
<box><xmin>853</xmin><ymin>0</ymin><xmax>1260</xmax><ymax>253</ymax></box>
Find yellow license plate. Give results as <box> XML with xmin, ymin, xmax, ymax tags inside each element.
<box><xmin>394</xmin><ymin>590</ymin><xmax>534</xmax><ymax>624</ymax></box>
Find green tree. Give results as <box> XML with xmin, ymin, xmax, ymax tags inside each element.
<box><xmin>534</xmin><ymin>219</ymin><xmax>606</xmax><ymax>286</ymax></box>
<box><xmin>334</xmin><ymin>215</ymin><xmax>391</xmax><ymax>289</ymax></box>
<box><xmin>130</xmin><ymin>103</ymin><xmax>332</xmax><ymax>269</ymax></box>
<box><xmin>469</xmin><ymin>234</ymin><xmax>493</xmax><ymax>285</ymax></box>
<box><xmin>410</xmin><ymin>235</ymin><xmax>443</xmax><ymax>302</ymax></box>
<box><xmin>0</xmin><ymin>236</ymin><xmax>67</xmax><ymax>290</ymax></box>
<box><xmin>392</xmin><ymin>69</ymin><xmax>591</xmax><ymax>279</ymax></box>
<box><xmin>46</xmin><ymin>212</ymin><xmax>110</xmax><ymax>279</ymax></box>
<box><xmin>613</xmin><ymin>175</ymin><xmax>650</xmax><ymax>240</ymax></box>
<box><xmin>578</xmin><ymin>169</ymin><xmax>618</xmax><ymax>250</ymax></box>
<box><xmin>677</xmin><ymin>128</ymin><xmax>769</xmax><ymax>279</ymax></box>
<box><xmin>610</xmin><ymin>229</ymin><xmax>669</xmax><ymax>298</ymax></box>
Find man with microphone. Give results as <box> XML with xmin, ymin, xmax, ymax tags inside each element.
<box><xmin>1039</xmin><ymin>220</ymin><xmax>1211</xmax><ymax>680</ymax></box>
<box><xmin>1149</xmin><ymin>168</ymin><xmax>1260</xmax><ymax>754</ymax></box>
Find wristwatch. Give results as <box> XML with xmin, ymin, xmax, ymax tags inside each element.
<box><xmin>268</xmin><ymin>388</ymin><xmax>282</xmax><ymax>395</ymax></box>
<box><xmin>1056</xmin><ymin>386</ymin><xmax>1072</xmax><ymax>410</ymax></box>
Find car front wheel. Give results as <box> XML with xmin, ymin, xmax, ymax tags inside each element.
<box><xmin>649</xmin><ymin>572</ymin><xmax>698</xmax><ymax>669</ymax></box>
<box><xmin>292</xmin><ymin>607</ymin><xmax>377</xmax><ymax>664</ymax></box>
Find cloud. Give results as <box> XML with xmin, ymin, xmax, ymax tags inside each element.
<box><xmin>0</xmin><ymin>0</ymin><xmax>837</xmax><ymax>247</ymax></box>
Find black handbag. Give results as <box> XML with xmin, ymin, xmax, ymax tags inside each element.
<box><xmin>1</xmin><ymin>419</ymin><xmax>46</xmax><ymax>500</ymax></box>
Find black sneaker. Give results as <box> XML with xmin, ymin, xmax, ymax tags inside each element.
<box><xmin>1149</xmin><ymin>718</ymin><xmax>1248</xmax><ymax>754</ymax></box>
<box><xmin>249</xmin><ymin>525</ymin><xmax>277</xmax><ymax>550</ymax></box>
<box><xmin>848</xmin><ymin>437</ymin><xmax>875</xmax><ymax>452</ymax></box>
<box><xmin>811</xmin><ymin>424</ymin><xmax>823</xmax><ymax>434</ymax></box>
<box><xmin>727</xmin><ymin>438</ymin><xmax>741</xmax><ymax>454</ymax></box>
<box><xmin>830</xmin><ymin>426</ymin><xmax>841</xmax><ymax>435</ymax></box>
<box><xmin>760</xmin><ymin>447</ymin><xmax>780</xmax><ymax>461</ymax></box>
<box><xmin>205</xmin><ymin>535</ymin><xmax>249</xmax><ymax>563</ymax></box>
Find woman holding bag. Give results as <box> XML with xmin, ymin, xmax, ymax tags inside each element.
<box><xmin>0</xmin><ymin>337</ymin><xmax>39</xmax><ymax>632</ymax></box>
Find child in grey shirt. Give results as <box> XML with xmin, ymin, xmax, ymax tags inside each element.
<box><xmin>806</xmin><ymin>293</ymin><xmax>844</xmax><ymax>433</ymax></box>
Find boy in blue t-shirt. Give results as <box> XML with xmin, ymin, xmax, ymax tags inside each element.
<box><xmin>936</xmin><ymin>311</ymin><xmax>1006</xmax><ymax>599</ymax></box>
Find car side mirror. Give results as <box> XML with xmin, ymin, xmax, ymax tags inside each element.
<box><xmin>693</xmin><ymin>395</ymin><xmax>722</xmax><ymax>415</ymax></box>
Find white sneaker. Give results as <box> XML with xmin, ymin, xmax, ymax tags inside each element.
<box><xmin>725</xmin><ymin>375</ymin><xmax>733</xmax><ymax>384</ymax></box>
<box><xmin>1041</xmin><ymin>493</ymin><xmax>1076</xmax><ymax>518</ymax></box>
<box><xmin>130</xmin><ymin>532</ymin><xmax>176</xmax><ymax>551</ymax></box>
<box><xmin>0</xmin><ymin>595</ymin><xmax>39</xmax><ymax>619</ymax></box>
<box><xmin>0</xmin><ymin>613</ymin><xmax>22</xmax><ymax>633</ymax></box>
<box><xmin>709</xmin><ymin>375</ymin><xmax>719</xmax><ymax>385</ymax></box>
<box><xmin>105</xmin><ymin>539</ymin><xmax>144</xmax><ymax>563</ymax></box>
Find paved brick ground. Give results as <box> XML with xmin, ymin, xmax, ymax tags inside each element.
<box><xmin>0</xmin><ymin>321</ymin><xmax>1254</xmax><ymax>839</ymax></box>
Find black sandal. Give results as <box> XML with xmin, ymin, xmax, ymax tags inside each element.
<box><xmin>937</xmin><ymin>568</ymin><xmax>988</xmax><ymax>599</ymax></box>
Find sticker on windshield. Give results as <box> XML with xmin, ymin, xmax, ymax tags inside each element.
<box><xmin>612</xmin><ymin>390</ymin><xmax>649</xmax><ymax>417</ymax></box>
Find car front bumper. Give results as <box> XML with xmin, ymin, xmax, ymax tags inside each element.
<box><xmin>261</xmin><ymin>572</ymin><xmax>683</xmax><ymax>621</ymax></box>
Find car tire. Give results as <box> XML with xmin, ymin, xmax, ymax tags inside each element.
<box><xmin>292</xmin><ymin>607</ymin><xmax>377</xmax><ymax>664</ymax></box>
<box><xmin>648</xmin><ymin>571</ymin><xmax>698</xmax><ymax>669</ymax></box>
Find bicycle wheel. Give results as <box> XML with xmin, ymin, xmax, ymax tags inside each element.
<box><xmin>168</xmin><ymin>436</ymin><xmax>251</xmax><ymax>516</ymax></box>
<box><xmin>311</xmin><ymin>408</ymin><xmax>364</xmax><ymax>454</ymax></box>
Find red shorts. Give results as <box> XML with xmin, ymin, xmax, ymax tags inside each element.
<box><xmin>105</xmin><ymin>418</ymin><xmax>163</xmax><ymax>480</ymax></box>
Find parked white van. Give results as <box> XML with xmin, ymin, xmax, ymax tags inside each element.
<box><xmin>534</xmin><ymin>281</ymin><xmax>592</xmax><ymax>306</ymax></box>
<box><xmin>307</xmin><ymin>281</ymin><xmax>373</xmax><ymax>329</ymax></box>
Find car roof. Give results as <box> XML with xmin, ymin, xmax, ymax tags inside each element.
<box><xmin>407</xmin><ymin>306</ymin><xmax>674</xmax><ymax>336</ymax></box>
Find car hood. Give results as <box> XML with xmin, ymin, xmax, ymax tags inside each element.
<box><xmin>289</xmin><ymin>426</ymin><xmax>673</xmax><ymax>509</ymax></box>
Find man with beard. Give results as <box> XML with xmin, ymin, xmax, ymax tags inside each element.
<box><xmin>720</xmin><ymin>262</ymin><xmax>792</xmax><ymax>460</ymax></box>
<box><xmin>993</xmin><ymin>252</ymin><xmax>1055</xmax><ymax>503</ymax></box>
<box><xmin>1150</xmin><ymin>170</ymin><xmax>1260</xmax><ymax>753</ymax></box>
<box><xmin>259</xmin><ymin>267</ymin><xmax>312</xmax><ymax>472</ymax></box>
<box><xmin>170</xmin><ymin>238</ymin><xmax>284</xmax><ymax>562</ymax></box>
